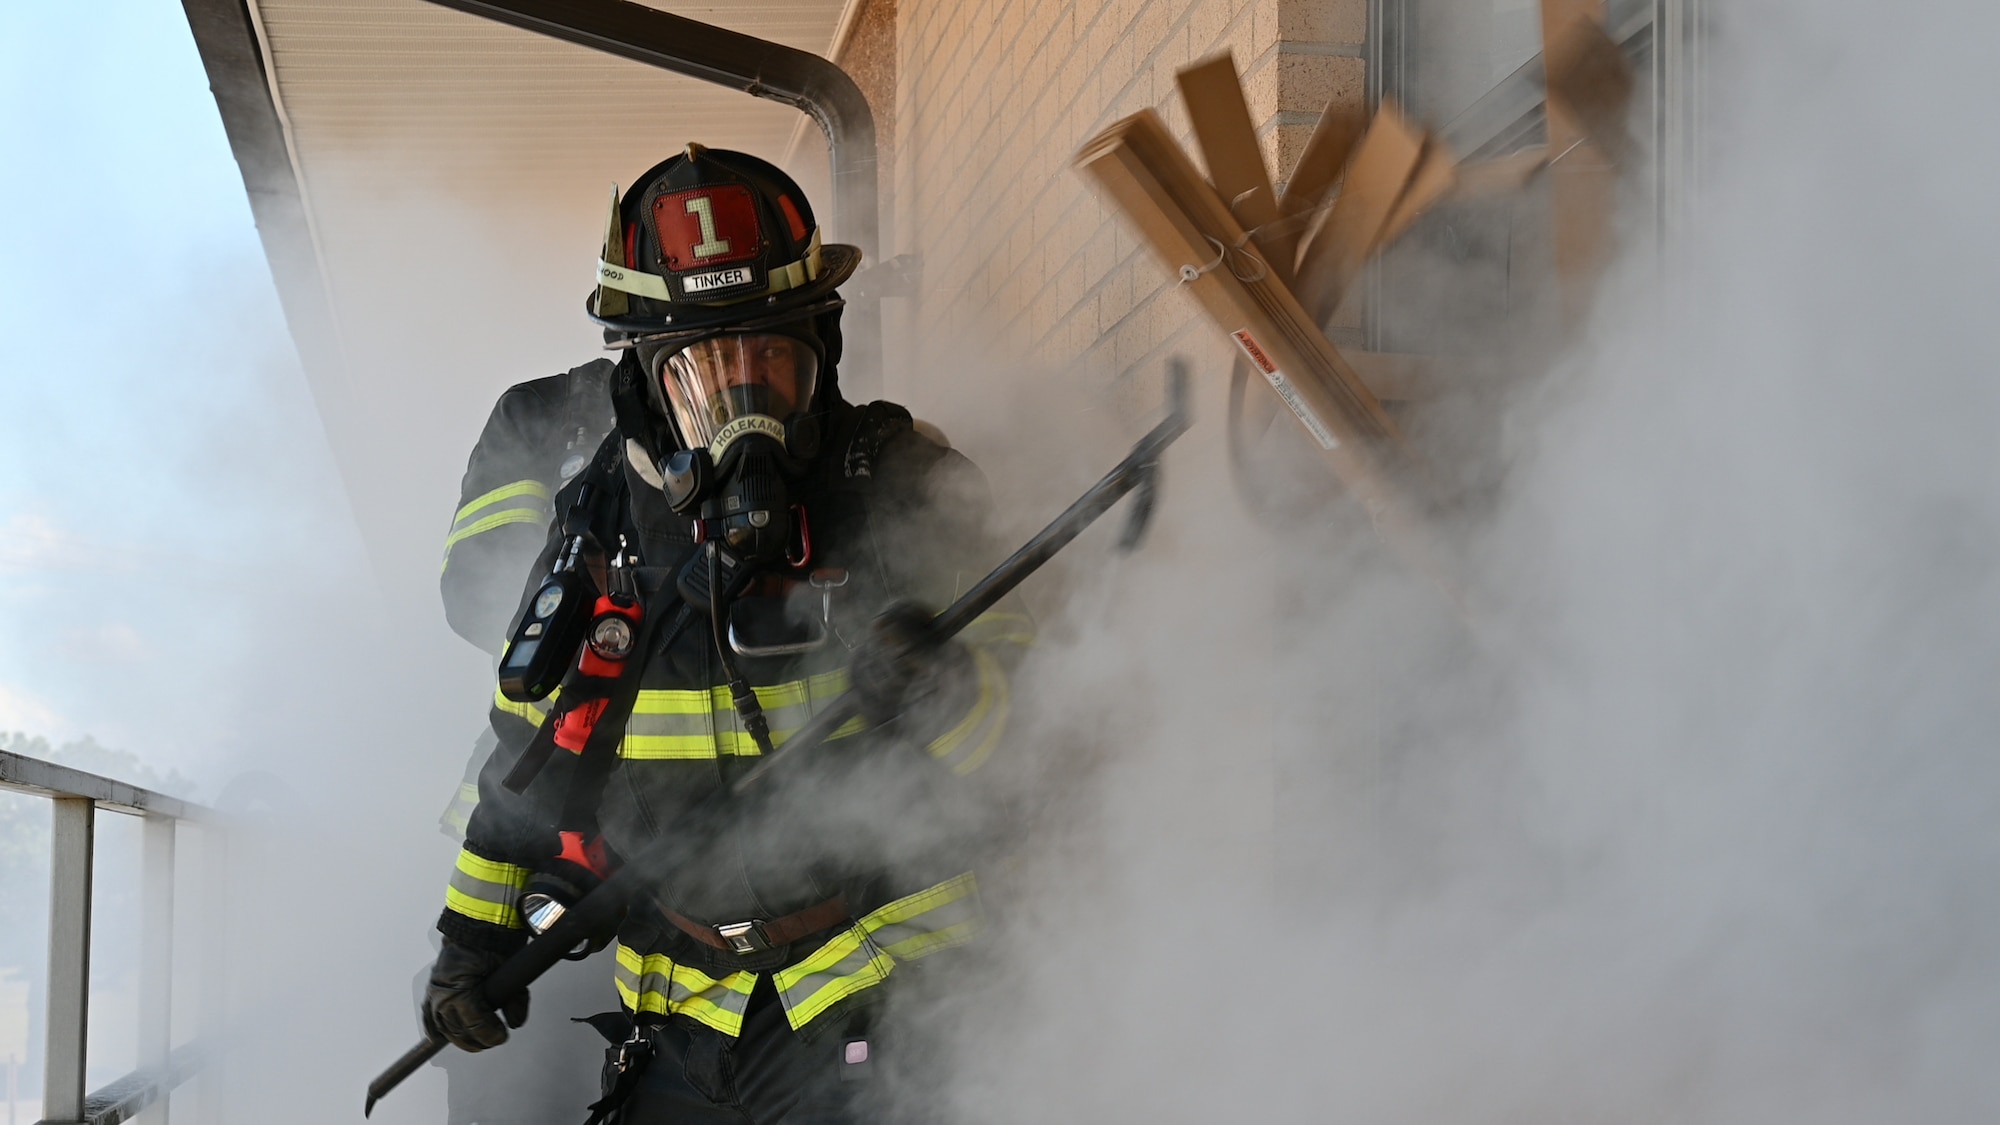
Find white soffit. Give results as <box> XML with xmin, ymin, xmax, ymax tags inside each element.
<box><xmin>254</xmin><ymin>0</ymin><xmax>843</xmax><ymax>201</ymax></box>
<box><xmin>234</xmin><ymin>0</ymin><xmax>848</xmax><ymax>603</ymax></box>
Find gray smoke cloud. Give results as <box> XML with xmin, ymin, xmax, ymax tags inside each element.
<box><xmin>44</xmin><ymin>0</ymin><xmax>1994</xmax><ymax>1118</ymax></box>
<box><xmin>884</xmin><ymin>0</ymin><xmax>2000</xmax><ymax>1120</ymax></box>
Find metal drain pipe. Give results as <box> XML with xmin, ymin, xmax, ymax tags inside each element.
<box><xmin>417</xmin><ymin>0</ymin><xmax>880</xmax><ymax>261</ymax></box>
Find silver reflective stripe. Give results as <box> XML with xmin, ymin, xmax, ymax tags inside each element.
<box><xmin>772</xmin><ymin>929</ymin><xmax>892</xmax><ymax>1029</ymax></box>
<box><xmin>774</xmin><ymin>874</ymin><xmax>980</xmax><ymax>1030</ymax></box>
<box><xmin>723</xmin><ymin>696</ymin><xmax>819</xmax><ymax>739</ymax></box>
<box><xmin>448</xmin><ymin>863</ymin><xmax>521</xmax><ymax>909</ymax></box>
<box><xmin>444</xmin><ymin>850</ymin><xmax>529</xmax><ymax>927</ymax></box>
<box><xmin>612</xmin><ymin>946</ymin><xmax>757</xmax><ymax>1035</ymax></box>
<box><xmin>924</xmin><ymin>646</ymin><xmax>1009</xmax><ymax>776</ymax></box>
<box><xmin>612</xmin><ymin>954</ymin><xmax>668</xmax><ymax>1007</ymax></box>
<box><xmin>621</xmin><ymin>673</ymin><xmax>853</xmax><ymax>759</ymax></box>
<box><xmin>672</xmin><ymin>973</ymin><xmax>754</xmax><ymax>1029</ymax></box>
<box><xmin>622</xmin><ymin>710</ymin><xmax>715</xmax><ymax>739</ymax></box>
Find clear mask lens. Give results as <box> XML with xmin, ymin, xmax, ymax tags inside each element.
<box><xmin>658</xmin><ymin>334</ymin><xmax>819</xmax><ymax>450</ymax></box>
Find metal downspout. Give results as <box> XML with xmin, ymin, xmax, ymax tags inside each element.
<box><xmin>412</xmin><ymin>0</ymin><xmax>880</xmax><ymax>261</ymax></box>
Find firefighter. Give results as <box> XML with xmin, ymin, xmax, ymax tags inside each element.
<box><xmin>418</xmin><ymin>145</ymin><xmax>1029</xmax><ymax>1124</ymax></box>
<box><xmin>436</xmin><ymin>362</ymin><xmax>617</xmax><ymax>838</ymax></box>
<box><xmin>430</xmin><ymin>342</ymin><xmax>619</xmax><ymax>1125</ymax></box>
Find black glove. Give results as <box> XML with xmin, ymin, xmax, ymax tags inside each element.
<box><xmin>847</xmin><ymin>601</ymin><xmax>975</xmax><ymax>731</ymax></box>
<box><xmin>422</xmin><ymin>941</ymin><xmax>528</xmax><ymax>1052</ymax></box>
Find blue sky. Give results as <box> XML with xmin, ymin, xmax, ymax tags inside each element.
<box><xmin>0</xmin><ymin>0</ymin><xmax>365</xmax><ymax>783</ymax></box>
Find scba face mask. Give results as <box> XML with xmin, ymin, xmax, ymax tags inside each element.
<box><xmin>641</xmin><ymin>332</ymin><xmax>823</xmax><ymax>610</ymax></box>
<box><xmin>662</xmin><ymin>334</ymin><xmax>819</xmax><ymax>452</ymax></box>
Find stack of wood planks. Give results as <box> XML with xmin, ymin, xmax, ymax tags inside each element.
<box><xmin>1072</xmin><ymin>0</ymin><xmax>1632</xmax><ymax>584</ymax></box>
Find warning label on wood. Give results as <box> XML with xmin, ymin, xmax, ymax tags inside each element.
<box><xmin>1231</xmin><ymin>328</ymin><xmax>1339</xmax><ymax>450</ymax></box>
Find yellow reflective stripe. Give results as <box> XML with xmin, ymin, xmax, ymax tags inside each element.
<box><xmin>455</xmin><ymin>480</ymin><xmax>551</xmax><ymax>524</ymax></box>
<box><xmin>445</xmin><ymin>849</ymin><xmax>528</xmax><ymax>927</ymax></box>
<box><xmin>771</xmin><ymin>926</ymin><xmax>894</xmax><ymax>1030</ymax></box>
<box><xmin>612</xmin><ymin>944</ymin><xmax>666</xmax><ymax>1015</ymax></box>
<box><xmin>860</xmin><ymin>873</ymin><xmax>981</xmax><ymax>961</ymax></box>
<box><xmin>672</xmin><ymin>967</ymin><xmax>757</xmax><ymax>1036</ymax></box>
<box><xmin>925</xmin><ymin>646</ymin><xmax>1008</xmax><ymax>775</ymax></box>
<box><xmin>445</xmin><ymin>886</ymin><xmax>521</xmax><ymax>926</ymax></box>
<box><xmin>619</xmin><ymin>720</ymin><xmax>864</xmax><ymax>759</ymax></box>
<box><xmin>442</xmin><ymin>508</ymin><xmax>547</xmax><ymax>558</ymax></box>
<box><xmin>612</xmin><ymin>944</ymin><xmax>756</xmax><ymax>1036</ymax></box>
<box><xmin>626</xmin><ymin>671</ymin><xmax>847</xmax><ymax>715</ymax></box>
<box><xmin>958</xmin><ymin>610</ymin><xmax>1037</xmax><ymax>648</ymax></box>
<box><xmin>618</xmin><ymin>671</ymin><xmax>859</xmax><ymax>759</ymax></box>
<box><xmin>629</xmin><ymin>690</ymin><xmax>713</xmax><ymax>716</ymax></box>
<box><xmin>596</xmin><ymin>259</ymin><xmax>672</xmax><ymax>300</ymax></box>
<box><xmin>773</xmin><ymin>874</ymin><xmax>980</xmax><ymax>1030</ymax></box>
<box><xmin>438</xmin><ymin>781</ymin><xmax>479</xmax><ymax>839</ymax></box>
<box><xmin>597</xmin><ymin>230</ymin><xmax>821</xmax><ymax>304</ymax></box>
<box><xmin>621</xmin><ymin>732</ymin><xmax>767</xmax><ymax>759</ymax></box>
<box><xmin>492</xmin><ymin>685</ymin><xmax>553</xmax><ymax>729</ymax></box>
<box><xmin>765</xmin><ymin>230</ymin><xmax>825</xmax><ymax>292</ymax></box>
<box><xmin>456</xmin><ymin>849</ymin><xmax>529</xmax><ymax>885</ymax></box>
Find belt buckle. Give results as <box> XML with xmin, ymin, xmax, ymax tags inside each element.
<box><xmin>715</xmin><ymin>920</ymin><xmax>769</xmax><ymax>955</ymax></box>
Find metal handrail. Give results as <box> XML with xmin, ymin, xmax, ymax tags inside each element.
<box><xmin>76</xmin><ymin>1045</ymin><xmax>202</xmax><ymax>1125</ymax></box>
<box><xmin>0</xmin><ymin>750</ymin><xmax>215</xmax><ymax>1125</ymax></box>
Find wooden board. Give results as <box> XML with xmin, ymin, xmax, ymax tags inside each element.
<box><xmin>1291</xmin><ymin>100</ymin><xmax>1426</xmax><ymax>323</ymax></box>
<box><xmin>1177</xmin><ymin>54</ymin><xmax>1291</xmax><ymax>282</ymax></box>
<box><xmin>1539</xmin><ymin>0</ymin><xmax>1622</xmax><ymax>326</ymax></box>
<box><xmin>1278</xmin><ymin>99</ymin><xmax>1367</xmax><ymax>220</ymax></box>
<box><xmin>1378</xmin><ymin>135</ymin><xmax>1460</xmax><ymax>252</ymax></box>
<box><xmin>1545</xmin><ymin>13</ymin><xmax>1634</xmax><ymax>162</ymax></box>
<box><xmin>1076</xmin><ymin>110</ymin><xmax>1444</xmax><ymax>555</ymax></box>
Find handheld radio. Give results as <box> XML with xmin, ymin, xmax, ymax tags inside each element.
<box><xmin>498</xmin><ymin>485</ymin><xmax>599</xmax><ymax>702</ymax></box>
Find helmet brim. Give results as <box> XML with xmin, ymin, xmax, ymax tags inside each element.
<box><xmin>588</xmin><ymin>243</ymin><xmax>864</xmax><ymax>337</ymax></box>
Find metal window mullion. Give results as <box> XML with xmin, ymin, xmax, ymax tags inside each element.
<box><xmin>44</xmin><ymin>797</ymin><xmax>95</xmax><ymax>1125</ymax></box>
<box><xmin>1655</xmin><ymin>0</ymin><xmax>1704</xmax><ymax>244</ymax></box>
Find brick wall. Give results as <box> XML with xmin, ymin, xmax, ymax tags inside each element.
<box><xmin>889</xmin><ymin>0</ymin><xmax>1367</xmax><ymax>408</ymax></box>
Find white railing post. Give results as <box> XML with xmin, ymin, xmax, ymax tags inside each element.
<box><xmin>188</xmin><ymin>824</ymin><xmax>227</xmax><ymax>1125</ymax></box>
<box><xmin>43</xmin><ymin>797</ymin><xmax>95</xmax><ymax>1125</ymax></box>
<box><xmin>136</xmin><ymin>815</ymin><xmax>176</xmax><ymax>1125</ymax></box>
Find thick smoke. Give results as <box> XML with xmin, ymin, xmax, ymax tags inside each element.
<box><xmin>886</xmin><ymin>0</ymin><xmax>2000</xmax><ymax>1120</ymax></box>
<box><xmin>24</xmin><ymin>0</ymin><xmax>1996</xmax><ymax>1118</ymax></box>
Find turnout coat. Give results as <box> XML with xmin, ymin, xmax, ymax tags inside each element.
<box><xmin>437</xmin><ymin>367</ymin><xmax>1029</xmax><ymax>1040</ymax></box>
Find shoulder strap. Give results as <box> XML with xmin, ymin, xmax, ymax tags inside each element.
<box><xmin>828</xmin><ymin>400</ymin><xmax>914</xmax><ymax>485</ymax></box>
<box><xmin>500</xmin><ymin>570</ymin><xmax>680</xmax><ymax>798</ymax></box>
<box><xmin>559</xmin><ymin>359</ymin><xmax>617</xmax><ymax>448</ymax></box>
<box><xmin>569</xmin><ymin>426</ymin><xmax>632</xmax><ymax>528</ymax></box>
<box><xmin>556</xmin><ymin>583</ymin><xmax>691</xmax><ymax>830</ymax></box>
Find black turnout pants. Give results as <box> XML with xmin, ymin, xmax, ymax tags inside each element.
<box><xmin>611</xmin><ymin>979</ymin><xmax>874</xmax><ymax>1125</ymax></box>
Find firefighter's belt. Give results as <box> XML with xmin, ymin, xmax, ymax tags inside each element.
<box><xmin>659</xmin><ymin>897</ymin><xmax>850</xmax><ymax>955</ymax></box>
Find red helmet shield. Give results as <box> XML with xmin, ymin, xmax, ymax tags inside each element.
<box><xmin>652</xmin><ymin>185</ymin><xmax>763</xmax><ymax>271</ymax></box>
